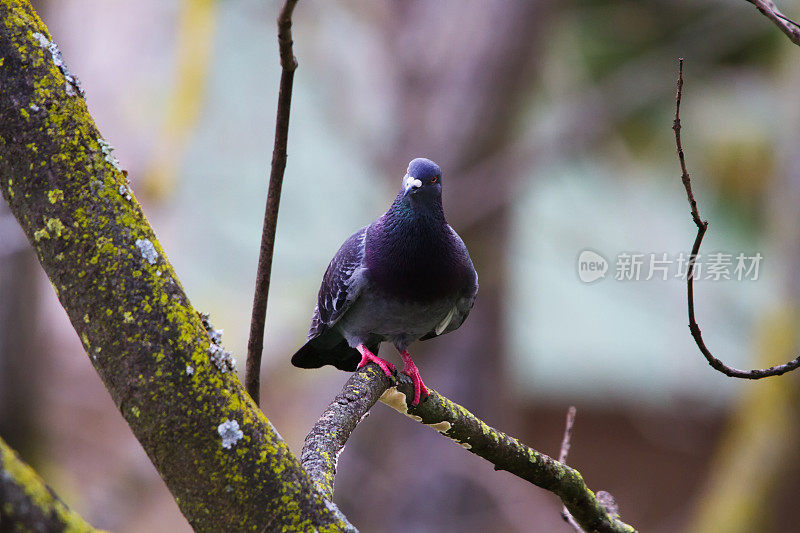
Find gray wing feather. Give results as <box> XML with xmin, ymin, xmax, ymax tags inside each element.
<box><xmin>429</xmin><ymin>278</ymin><xmax>478</xmax><ymax>338</ymax></box>
<box><xmin>308</xmin><ymin>226</ymin><xmax>368</xmax><ymax>339</ymax></box>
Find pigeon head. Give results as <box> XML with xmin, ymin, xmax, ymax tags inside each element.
<box><xmin>401</xmin><ymin>157</ymin><xmax>442</xmax><ymax>200</ymax></box>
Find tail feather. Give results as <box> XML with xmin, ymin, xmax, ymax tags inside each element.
<box><xmin>291</xmin><ymin>336</ymin><xmax>370</xmax><ymax>372</ymax></box>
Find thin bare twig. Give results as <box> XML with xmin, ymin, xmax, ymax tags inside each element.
<box><xmin>246</xmin><ymin>0</ymin><xmax>299</xmax><ymax>406</ymax></box>
<box><xmin>558</xmin><ymin>405</ymin><xmax>577</xmax><ymax>464</ymax></box>
<box><xmin>302</xmin><ymin>366</ymin><xmax>636</xmax><ymax>533</ymax></box>
<box><xmin>744</xmin><ymin>0</ymin><xmax>800</xmax><ymax>46</ymax></box>
<box><xmin>673</xmin><ymin>58</ymin><xmax>800</xmax><ymax>379</ymax></box>
<box><xmin>558</xmin><ymin>406</ymin><xmax>583</xmax><ymax>532</ymax></box>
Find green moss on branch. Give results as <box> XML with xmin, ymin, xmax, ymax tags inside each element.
<box><xmin>0</xmin><ymin>2</ymin><xmax>352</xmax><ymax>531</ymax></box>
<box><xmin>0</xmin><ymin>436</ymin><xmax>101</xmax><ymax>532</ymax></box>
<box><xmin>314</xmin><ymin>366</ymin><xmax>636</xmax><ymax>533</ymax></box>
<box><xmin>384</xmin><ymin>382</ymin><xmax>634</xmax><ymax>532</ymax></box>
<box><xmin>301</xmin><ymin>366</ymin><xmax>388</xmax><ymax>500</ymax></box>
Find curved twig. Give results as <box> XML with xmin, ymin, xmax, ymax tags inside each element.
<box><xmin>246</xmin><ymin>0</ymin><xmax>299</xmax><ymax>406</ymax></box>
<box><xmin>303</xmin><ymin>366</ymin><xmax>636</xmax><ymax>533</ymax></box>
<box><xmin>673</xmin><ymin>58</ymin><xmax>800</xmax><ymax>378</ymax></box>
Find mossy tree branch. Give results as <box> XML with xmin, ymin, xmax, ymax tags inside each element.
<box><xmin>0</xmin><ymin>436</ymin><xmax>101</xmax><ymax>532</ymax></box>
<box><xmin>300</xmin><ymin>366</ymin><xmax>388</xmax><ymax>500</ymax></box>
<box><xmin>0</xmin><ymin>2</ymin><xmax>352</xmax><ymax>530</ymax></box>
<box><xmin>303</xmin><ymin>366</ymin><xmax>636</xmax><ymax>533</ymax></box>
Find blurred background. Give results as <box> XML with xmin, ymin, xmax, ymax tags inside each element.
<box><xmin>2</xmin><ymin>0</ymin><xmax>800</xmax><ymax>531</ymax></box>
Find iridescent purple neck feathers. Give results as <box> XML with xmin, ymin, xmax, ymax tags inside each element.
<box><xmin>365</xmin><ymin>186</ymin><xmax>468</xmax><ymax>301</ymax></box>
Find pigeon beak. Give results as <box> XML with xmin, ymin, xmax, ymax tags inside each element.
<box><xmin>403</xmin><ymin>174</ymin><xmax>423</xmax><ymax>197</ymax></box>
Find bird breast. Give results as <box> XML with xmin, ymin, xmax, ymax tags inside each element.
<box><xmin>364</xmin><ymin>226</ymin><xmax>469</xmax><ymax>302</ymax></box>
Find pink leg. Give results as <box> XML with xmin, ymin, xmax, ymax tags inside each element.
<box><xmin>399</xmin><ymin>350</ymin><xmax>429</xmax><ymax>406</ymax></box>
<box><xmin>356</xmin><ymin>344</ymin><xmax>395</xmax><ymax>377</ymax></box>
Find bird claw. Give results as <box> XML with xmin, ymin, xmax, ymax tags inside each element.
<box><xmin>356</xmin><ymin>344</ymin><xmax>396</xmax><ymax>377</ymax></box>
<box><xmin>401</xmin><ymin>368</ymin><xmax>429</xmax><ymax>407</ymax></box>
<box><xmin>399</xmin><ymin>350</ymin><xmax>429</xmax><ymax>407</ymax></box>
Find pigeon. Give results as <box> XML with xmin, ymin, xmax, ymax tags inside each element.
<box><xmin>291</xmin><ymin>158</ymin><xmax>478</xmax><ymax>406</ymax></box>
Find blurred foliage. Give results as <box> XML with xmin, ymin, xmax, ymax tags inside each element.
<box><xmin>575</xmin><ymin>1</ymin><xmax>783</xmax><ymax>78</ymax></box>
<box><xmin>142</xmin><ymin>0</ymin><xmax>218</xmax><ymax>201</ymax></box>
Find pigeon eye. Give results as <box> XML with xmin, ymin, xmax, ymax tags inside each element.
<box><xmin>430</xmin><ymin>176</ymin><xmax>439</xmax><ymax>184</ymax></box>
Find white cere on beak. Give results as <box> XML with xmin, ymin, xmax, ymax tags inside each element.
<box><xmin>403</xmin><ymin>174</ymin><xmax>423</xmax><ymax>196</ymax></box>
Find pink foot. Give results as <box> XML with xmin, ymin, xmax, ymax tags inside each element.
<box><xmin>399</xmin><ymin>350</ymin><xmax>429</xmax><ymax>407</ymax></box>
<box><xmin>356</xmin><ymin>344</ymin><xmax>395</xmax><ymax>377</ymax></box>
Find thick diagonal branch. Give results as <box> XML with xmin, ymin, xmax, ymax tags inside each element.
<box><xmin>673</xmin><ymin>58</ymin><xmax>800</xmax><ymax>379</ymax></box>
<box><xmin>303</xmin><ymin>366</ymin><xmax>636</xmax><ymax>533</ymax></box>
<box><xmin>246</xmin><ymin>0</ymin><xmax>299</xmax><ymax>406</ymax></box>
<box><xmin>0</xmin><ymin>3</ymin><xmax>351</xmax><ymax>530</ymax></box>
